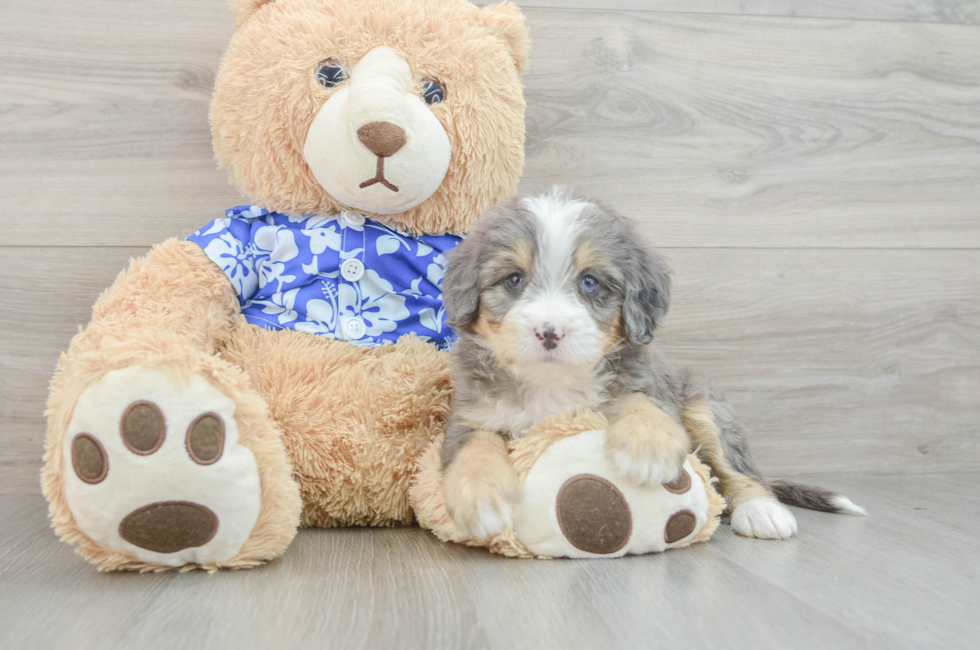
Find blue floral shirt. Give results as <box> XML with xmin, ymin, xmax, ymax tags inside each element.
<box><xmin>187</xmin><ymin>206</ymin><xmax>462</xmax><ymax>349</ymax></box>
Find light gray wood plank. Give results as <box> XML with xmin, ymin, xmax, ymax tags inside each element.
<box><xmin>2</xmin><ymin>475</ymin><xmax>979</xmax><ymax>649</ymax></box>
<box><xmin>520</xmin><ymin>11</ymin><xmax>980</xmax><ymax>249</ymax></box>
<box><xmin>2</xmin><ymin>246</ymin><xmax>977</xmax><ymax>494</ymax></box>
<box><xmin>518</xmin><ymin>1</ymin><xmax>980</xmax><ymax>26</ymax></box>
<box><xmin>0</xmin><ymin>247</ymin><xmax>149</xmax><ymax>495</ymax></box>
<box><xmin>3</xmin><ymin>2</ymin><xmax>980</xmax><ymax>248</ymax></box>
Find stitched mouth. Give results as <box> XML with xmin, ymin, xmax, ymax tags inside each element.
<box><xmin>359</xmin><ymin>156</ymin><xmax>399</xmax><ymax>192</ymax></box>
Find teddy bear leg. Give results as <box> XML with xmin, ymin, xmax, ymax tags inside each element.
<box><xmin>220</xmin><ymin>328</ymin><xmax>454</xmax><ymax>529</ymax></box>
<box><xmin>43</xmin><ymin>343</ymin><xmax>302</xmax><ymax>571</ymax></box>
<box><xmin>42</xmin><ymin>240</ymin><xmax>302</xmax><ymax>570</ymax></box>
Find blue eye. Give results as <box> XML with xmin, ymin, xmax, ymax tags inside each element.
<box><xmin>316</xmin><ymin>60</ymin><xmax>348</xmax><ymax>88</ymax></box>
<box><xmin>504</xmin><ymin>272</ymin><xmax>524</xmax><ymax>293</ymax></box>
<box><xmin>580</xmin><ymin>275</ymin><xmax>599</xmax><ymax>293</ymax></box>
<box><xmin>421</xmin><ymin>79</ymin><xmax>445</xmax><ymax>105</ymax></box>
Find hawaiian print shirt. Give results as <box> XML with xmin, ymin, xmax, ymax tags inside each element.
<box><xmin>187</xmin><ymin>206</ymin><xmax>463</xmax><ymax>349</ymax></box>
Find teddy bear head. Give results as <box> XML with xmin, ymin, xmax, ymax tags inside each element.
<box><xmin>211</xmin><ymin>0</ymin><xmax>529</xmax><ymax>235</ymax></box>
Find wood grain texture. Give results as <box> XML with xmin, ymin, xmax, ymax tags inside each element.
<box><xmin>2</xmin><ymin>246</ymin><xmax>977</xmax><ymax>494</ymax></box>
<box><xmin>2</xmin><ymin>2</ymin><xmax>980</xmax><ymax>247</ymax></box>
<box><xmin>2</xmin><ymin>474</ymin><xmax>979</xmax><ymax>649</ymax></box>
<box><xmin>519</xmin><ymin>0</ymin><xmax>980</xmax><ymax>25</ymax></box>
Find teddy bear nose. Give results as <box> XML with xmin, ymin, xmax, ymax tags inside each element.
<box><xmin>357</xmin><ymin>121</ymin><xmax>407</xmax><ymax>157</ymax></box>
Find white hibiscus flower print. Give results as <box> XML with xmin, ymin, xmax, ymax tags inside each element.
<box><xmin>203</xmin><ymin>232</ymin><xmax>257</xmax><ymax>298</ymax></box>
<box><xmin>253</xmin><ymin>225</ymin><xmax>299</xmax><ymax>262</ymax></box>
<box><xmin>426</xmin><ymin>253</ymin><xmax>447</xmax><ymax>288</ymax></box>
<box><xmin>308</xmin><ymin>225</ymin><xmax>342</xmax><ymax>254</ymax></box>
<box><xmin>294</xmin><ymin>299</ymin><xmax>337</xmax><ymax>336</ymax></box>
<box><xmin>418</xmin><ymin>307</ymin><xmax>445</xmax><ymax>333</ymax></box>
<box><xmin>199</xmin><ymin>217</ymin><xmax>232</xmax><ymax>237</ymax></box>
<box><xmin>253</xmin><ymin>288</ymin><xmax>300</xmax><ymax>325</ymax></box>
<box><xmin>338</xmin><ymin>270</ymin><xmax>409</xmax><ymax>337</ymax></box>
<box><xmin>253</xmin><ymin>226</ymin><xmax>299</xmax><ymax>290</ymax></box>
<box><xmin>376</xmin><ymin>234</ymin><xmax>409</xmax><ymax>256</ymax></box>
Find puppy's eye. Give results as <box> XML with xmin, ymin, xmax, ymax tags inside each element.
<box><xmin>421</xmin><ymin>79</ymin><xmax>445</xmax><ymax>105</ymax></box>
<box><xmin>503</xmin><ymin>272</ymin><xmax>524</xmax><ymax>293</ymax></box>
<box><xmin>316</xmin><ymin>59</ymin><xmax>348</xmax><ymax>88</ymax></box>
<box><xmin>580</xmin><ymin>275</ymin><xmax>599</xmax><ymax>293</ymax></box>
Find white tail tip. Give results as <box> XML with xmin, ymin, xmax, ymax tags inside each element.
<box><xmin>831</xmin><ymin>495</ymin><xmax>868</xmax><ymax>516</ymax></box>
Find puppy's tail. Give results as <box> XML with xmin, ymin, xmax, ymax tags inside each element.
<box><xmin>770</xmin><ymin>480</ymin><xmax>868</xmax><ymax>516</ymax></box>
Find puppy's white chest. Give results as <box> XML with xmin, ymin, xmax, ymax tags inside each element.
<box><xmin>493</xmin><ymin>380</ymin><xmax>606</xmax><ymax>440</ymax></box>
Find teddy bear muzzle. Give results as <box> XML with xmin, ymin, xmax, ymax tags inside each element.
<box><xmin>304</xmin><ymin>46</ymin><xmax>452</xmax><ymax>215</ymax></box>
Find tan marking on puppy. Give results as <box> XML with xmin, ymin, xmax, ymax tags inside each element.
<box><xmin>504</xmin><ymin>239</ymin><xmax>535</xmax><ymax>274</ymax></box>
<box><xmin>473</xmin><ymin>311</ymin><xmax>521</xmax><ymax>369</ymax></box>
<box><xmin>682</xmin><ymin>399</ymin><xmax>773</xmax><ymax>511</ymax></box>
<box><xmin>606</xmin><ymin>395</ymin><xmax>689</xmax><ymax>485</ymax></box>
<box><xmin>602</xmin><ymin>314</ymin><xmax>624</xmax><ymax>355</ymax></box>
<box><xmin>573</xmin><ymin>239</ymin><xmax>599</xmax><ymax>272</ymax></box>
<box><xmin>442</xmin><ymin>430</ymin><xmax>520</xmax><ymax>539</ymax></box>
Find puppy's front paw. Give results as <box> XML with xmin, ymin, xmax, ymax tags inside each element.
<box><xmin>605</xmin><ymin>399</ymin><xmax>689</xmax><ymax>487</ymax></box>
<box><xmin>446</xmin><ymin>489</ymin><xmax>514</xmax><ymax>540</ymax></box>
<box><xmin>732</xmin><ymin>497</ymin><xmax>798</xmax><ymax>540</ymax></box>
<box><xmin>443</xmin><ymin>431</ymin><xmax>520</xmax><ymax>540</ymax></box>
<box><xmin>610</xmin><ymin>449</ymin><xmax>685</xmax><ymax>486</ymax></box>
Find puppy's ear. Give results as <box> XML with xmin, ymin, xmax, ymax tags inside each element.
<box><xmin>444</xmin><ymin>233</ymin><xmax>484</xmax><ymax>331</ymax></box>
<box><xmin>622</xmin><ymin>244</ymin><xmax>671</xmax><ymax>345</ymax></box>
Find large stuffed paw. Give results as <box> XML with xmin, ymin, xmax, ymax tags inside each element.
<box><xmin>512</xmin><ymin>430</ymin><xmax>719</xmax><ymax>558</ymax></box>
<box><xmin>731</xmin><ymin>497</ymin><xmax>798</xmax><ymax>540</ymax></box>
<box><xmin>63</xmin><ymin>366</ymin><xmax>262</xmax><ymax>567</ymax></box>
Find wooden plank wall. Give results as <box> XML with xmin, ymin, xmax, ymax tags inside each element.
<box><xmin>1</xmin><ymin>0</ymin><xmax>978</xmax><ymax>494</ymax></box>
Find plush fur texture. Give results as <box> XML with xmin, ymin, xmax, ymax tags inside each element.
<box><xmin>213</xmin><ymin>0</ymin><xmax>528</xmax><ymax>235</ymax></box>
<box><xmin>222</xmin><ymin>325</ymin><xmax>453</xmax><ymax>527</ymax></box>
<box><xmin>42</xmin><ymin>0</ymin><xmax>529</xmax><ymax>571</ymax></box>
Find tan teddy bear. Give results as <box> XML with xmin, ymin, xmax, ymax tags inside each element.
<box><xmin>42</xmin><ymin>0</ymin><xmax>529</xmax><ymax>571</ymax></box>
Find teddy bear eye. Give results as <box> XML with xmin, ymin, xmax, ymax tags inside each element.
<box><xmin>316</xmin><ymin>59</ymin><xmax>348</xmax><ymax>88</ymax></box>
<box><xmin>421</xmin><ymin>79</ymin><xmax>445</xmax><ymax>105</ymax></box>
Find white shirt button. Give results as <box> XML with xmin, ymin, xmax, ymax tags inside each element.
<box><xmin>343</xmin><ymin>212</ymin><xmax>365</xmax><ymax>227</ymax></box>
<box><xmin>341</xmin><ymin>258</ymin><xmax>365</xmax><ymax>282</ymax></box>
<box><xmin>343</xmin><ymin>317</ymin><xmax>366</xmax><ymax>340</ymax></box>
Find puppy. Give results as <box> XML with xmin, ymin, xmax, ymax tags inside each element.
<box><xmin>440</xmin><ymin>186</ymin><xmax>866</xmax><ymax>540</ymax></box>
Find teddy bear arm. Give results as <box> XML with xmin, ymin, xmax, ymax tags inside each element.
<box><xmin>82</xmin><ymin>238</ymin><xmax>242</xmax><ymax>353</ymax></box>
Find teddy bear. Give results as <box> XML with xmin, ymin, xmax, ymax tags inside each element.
<box><xmin>41</xmin><ymin>0</ymin><xmax>530</xmax><ymax>571</ymax></box>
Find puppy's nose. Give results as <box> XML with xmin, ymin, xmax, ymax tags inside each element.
<box><xmin>357</xmin><ymin>121</ymin><xmax>407</xmax><ymax>157</ymax></box>
<box><xmin>535</xmin><ymin>325</ymin><xmax>563</xmax><ymax>350</ymax></box>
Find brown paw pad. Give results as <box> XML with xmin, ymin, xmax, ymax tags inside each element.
<box><xmin>662</xmin><ymin>468</ymin><xmax>691</xmax><ymax>494</ymax></box>
<box><xmin>119</xmin><ymin>501</ymin><xmax>218</xmax><ymax>553</ymax></box>
<box><xmin>186</xmin><ymin>414</ymin><xmax>225</xmax><ymax>465</ymax></box>
<box><xmin>120</xmin><ymin>400</ymin><xmax>166</xmax><ymax>455</ymax></box>
<box><xmin>665</xmin><ymin>509</ymin><xmax>697</xmax><ymax>544</ymax></box>
<box><xmin>71</xmin><ymin>433</ymin><xmax>108</xmax><ymax>484</ymax></box>
<box><xmin>556</xmin><ymin>474</ymin><xmax>632</xmax><ymax>555</ymax></box>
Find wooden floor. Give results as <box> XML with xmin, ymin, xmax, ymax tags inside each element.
<box><xmin>1</xmin><ymin>474</ymin><xmax>978</xmax><ymax>650</ymax></box>
<box><xmin>1</xmin><ymin>0</ymin><xmax>979</xmax><ymax>648</ymax></box>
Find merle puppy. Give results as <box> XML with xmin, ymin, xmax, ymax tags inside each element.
<box><xmin>440</xmin><ymin>186</ymin><xmax>865</xmax><ymax>540</ymax></box>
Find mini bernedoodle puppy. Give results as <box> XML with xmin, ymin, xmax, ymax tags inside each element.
<box><xmin>440</xmin><ymin>186</ymin><xmax>866</xmax><ymax>540</ymax></box>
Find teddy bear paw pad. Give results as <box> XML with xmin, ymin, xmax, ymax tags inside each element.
<box><xmin>63</xmin><ymin>366</ymin><xmax>261</xmax><ymax>566</ymax></box>
<box><xmin>513</xmin><ymin>430</ymin><xmax>712</xmax><ymax>558</ymax></box>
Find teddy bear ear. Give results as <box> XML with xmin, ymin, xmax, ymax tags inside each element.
<box><xmin>229</xmin><ymin>0</ymin><xmax>277</xmax><ymax>29</ymax></box>
<box><xmin>478</xmin><ymin>2</ymin><xmax>530</xmax><ymax>72</ymax></box>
